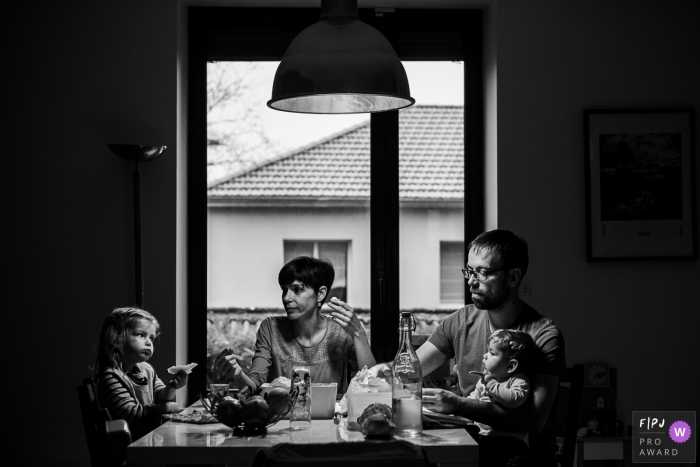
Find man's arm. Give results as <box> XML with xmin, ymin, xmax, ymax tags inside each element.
<box><xmin>423</xmin><ymin>373</ymin><xmax>558</xmax><ymax>434</ymax></box>
<box><xmin>370</xmin><ymin>341</ymin><xmax>448</xmax><ymax>378</ymax></box>
<box><xmin>416</xmin><ymin>341</ymin><xmax>448</xmax><ymax>376</ymax></box>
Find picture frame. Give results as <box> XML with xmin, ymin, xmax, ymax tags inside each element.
<box><xmin>584</xmin><ymin>108</ymin><xmax>697</xmax><ymax>261</ymax></box>
<box><xmin>584</xmin><ymin>363</ymin><xmax>610</xmax><ymax>388</ymax></box>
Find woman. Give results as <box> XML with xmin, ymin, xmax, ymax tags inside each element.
<box><xmin>214</xmin><ymin>256</ymin><xmax>375</xmax><ymax>393</ymax></box>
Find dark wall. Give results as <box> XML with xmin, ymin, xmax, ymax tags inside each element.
<box><xmin>496</xmin><ymin>0</ymin><xmax>700</xmax><ymax>425</ymax></box>
<box><xmin>7</xmin><ymin>1</ymin><xmax>178</xmax><ymax>465</ymax></box>
<box><xmin>6</xmin><ymin>0</ymin><xmax>700</xmax><ymax>465</ymax></box>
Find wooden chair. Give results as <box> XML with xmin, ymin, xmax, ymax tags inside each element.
<box><xmin>251</xmin><ymin>439</ymin><xmax>427</xmax><ymax>467</ymax></box>
<box><xmin>77</xmin><ymin>378</ymin><xmax>132</xmax><ymax>467</ymax></box>
<box><xmin>554</xmin><ymin>365</ymin><xmax>584</xmax><ymax>467</ymax></box>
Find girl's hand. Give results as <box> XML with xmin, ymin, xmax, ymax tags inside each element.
<box><xmin>214</xmin><ymin>348</ymin><xmax>243</xmax><ymax>379</ymax></box>
<box><xmin>157</xmin><ymin>402</ymin><xmax>180</xmax><ymax>414</ymax></box>
<box><xmin>327</xmin><ymin>297</ymin><xmax>365</xmax><ymax>339</ymax></box>
<box><xmin>168</xmin><ymin>369</ymin><xmax>189</xmax><ymax>389</ymax></box>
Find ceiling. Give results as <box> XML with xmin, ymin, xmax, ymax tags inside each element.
<box><xmin>184</xmin><ymin>0</ymin><xmax>491</xmax><ymax>9</ymax></box>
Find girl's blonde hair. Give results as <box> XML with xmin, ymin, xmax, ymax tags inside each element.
<box><xmin>94</xmin><ymin>307</ymin><xmax>160</xmax><ymax>375</ymax></box>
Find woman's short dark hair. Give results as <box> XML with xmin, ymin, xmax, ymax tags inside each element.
<box><xmin>468</xmin><ymin>229</ymin><xmax>529</xmax><ymax>279</ymax></box>
<box><xmin>278</xmin><ymin>256</ymin><xmax>335</xmax><ymax>304</ymax></box>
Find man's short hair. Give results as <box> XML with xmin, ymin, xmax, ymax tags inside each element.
<box><xmin>278</xmin><ymin>256</ymin><xmax>335</xmax><ymax>304</ymax></box>
<box><xmin>468</xmin><ymin>229</ymin><xmax>529</xmax><ymax>279</ymax></box>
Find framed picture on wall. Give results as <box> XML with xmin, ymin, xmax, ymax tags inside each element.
<box><xmin>584</xmin><ymin>363</ymin><xmax>610</xmax><ymax>388</ymax></box>
<box><xmin>584</xmin><ymin>108</ymin><xmax>697</xmax><ymax>261</ymax></box>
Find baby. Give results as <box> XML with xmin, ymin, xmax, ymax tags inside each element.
<box><xmin>468</xmin><ymin>329</ymin><xmax>535</xmax><ymax>446</ymax></box>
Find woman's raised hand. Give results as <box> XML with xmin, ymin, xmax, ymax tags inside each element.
<box><xmin>214</xmin><ymin>348</ymin><xmax>243</xmax><ymax>380</ymax></box>
<box><xmin>327</xmin><ymin>297</ymin><xmax>365</xmax><ymax>339</ymax></box>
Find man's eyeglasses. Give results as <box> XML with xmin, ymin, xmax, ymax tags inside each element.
<box><xmin>461</xmin><ymin>267</ymin><xmax>506</xmax><ymax>282</ymax></box>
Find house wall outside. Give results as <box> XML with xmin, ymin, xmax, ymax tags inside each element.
<box><xmin>207</xmin><ymin>205</ymin><xmax>464</xmax><ymax>310</ymax></box>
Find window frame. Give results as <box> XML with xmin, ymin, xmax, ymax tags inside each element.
<box><xmin>187</xmin><ymin>6</ymin><xmax>483</xmax><ymax>401</ymax></box>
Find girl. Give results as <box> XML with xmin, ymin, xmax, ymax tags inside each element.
<box><xmin>94</xmin><ymin>307</ymin><xmax>187</xmax><ymax>439</ymax></box>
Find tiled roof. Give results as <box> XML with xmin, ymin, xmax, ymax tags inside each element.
<box><xmin>208</xmin><ymin>105</ymin><xmax>463</xmax><ymax>202</ymax></box>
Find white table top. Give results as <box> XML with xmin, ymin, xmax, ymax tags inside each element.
<box><xmin>127</xmin><ymin>403</ymin><xmax>478</xmax><ymax>466</ymax></box>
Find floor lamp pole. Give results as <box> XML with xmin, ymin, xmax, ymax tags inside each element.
<box><xmin>108</xmin><ymin>144</ymin><xmax>167</xmax><ymax>309</ymax></box>
<box><xmin>134</xmin><ymin>160</ymin><xmax>144</xmax><ymax>308</ymax></box>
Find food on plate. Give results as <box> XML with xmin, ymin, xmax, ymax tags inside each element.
<box><xmin>167</xmin><ymin>363</ymin><xmax>198</xmax><ymax>374</ymax></box>
<box><xmin>338</xmin><ymin>366</ymin><xmax>391</xmax><ymax>413</ymax></box>
<box><xmin>358</xmin><ymin>403</ymin><xmax>395</xmax><ymax>437</ymax></box>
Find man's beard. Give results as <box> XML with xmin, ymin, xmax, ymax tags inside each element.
<box><xmin>471</xmin><ymin>287</ymin><xmax>509</xmax><ymax>311</ymax></box>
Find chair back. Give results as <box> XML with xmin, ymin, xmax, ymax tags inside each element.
<box><xmin>252</xmin><ymin>439</ymin><xmax>426</xmax><ymax>467</ymax></box>
<box><xmin>77</xmin><ymin>377</ymin><xmax>130</xmax><ymax>467</ymax></box>
<box><xmin>555</xmin><ymin>365</ymin><xmax>584</xmax><ymax>467</ymax></box>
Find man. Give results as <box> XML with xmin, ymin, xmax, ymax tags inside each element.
<box><xmin>374</xmin><ymin>229</ymin><xmax>566</xmax><ymax>466</ymax></box>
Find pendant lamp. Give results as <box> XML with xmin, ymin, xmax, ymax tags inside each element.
<box><xmin>268</xmin><ymin>0</ymin><xmax>414</xmax><ymax>114</ymax></box>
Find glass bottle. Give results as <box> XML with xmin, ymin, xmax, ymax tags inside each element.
<box><xmin>392</xmin><ymin>311</ymin><xmax>423</xmax><ymax>437</ymax></box>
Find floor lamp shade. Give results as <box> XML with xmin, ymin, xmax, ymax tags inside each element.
<box><xmin>268</xmin><ymin>0</ymin><xmax>414</xmax><ymax>114</ymax></box>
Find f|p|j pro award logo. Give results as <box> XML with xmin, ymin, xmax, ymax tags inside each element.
<box><xmin>633</xmin><ymin>411</ymin><xmax>695</xmax><ymax>463</ymax></box>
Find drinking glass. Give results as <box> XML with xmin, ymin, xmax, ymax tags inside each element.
<box><xmin>290</xmin><ymin>366</ymin><xmax>311</xmax><ymax>430</ymax></box>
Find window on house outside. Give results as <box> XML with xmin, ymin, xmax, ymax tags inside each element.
<box><xmin>284</xmin><ymin>240</ymin><xmax>348</xmax><ymax>302</ymax></box>
<box><xmin>440</xmin><ymin>241</ymin><xmax>465</xmax><ymax>303</ymax></box>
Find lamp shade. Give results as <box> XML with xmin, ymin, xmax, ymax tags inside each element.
<box><xmin>268</xmin><ymin>0</ymin><xmax>414</xmax><ymax>114</ymax></box>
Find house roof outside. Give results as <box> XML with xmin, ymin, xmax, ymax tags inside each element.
<box><xmin>208</xmin><ymin>105</ymin><xmax>464</xmax><ymax>207</ymax></box>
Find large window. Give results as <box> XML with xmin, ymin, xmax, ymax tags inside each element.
<box><xmin>284</xmin><ymin>240</ymin><xmax>349</xmax><ymax>301</ymax></box>
<box><xmin>188</xmin><ymin>7</ymin><xmax>483</xmax><ymax>398</ymax></box>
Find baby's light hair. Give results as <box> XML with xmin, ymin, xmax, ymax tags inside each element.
<box><xmin>94</xmin><ymin>307</ymin><xmax>160</xmax><ymax>375</ymax></box>
<box><xmin>489</xmin><ymin>329</ymin><xmax>536</xmax><ymax>374</ymax></box>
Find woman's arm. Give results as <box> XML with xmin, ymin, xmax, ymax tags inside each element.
<box><xmin>215</xmin><ymin>348</ymin><xmax>257</xmax><ymax>389</ymax></box>
<box><xmin>215</xmin><ymin>319</ymin><xmax>274</xmax><ymax>390</ymax></box>
<box><xmin>327</xmin><ymin>298</ymin><xmax>376</xmax><ymax>368</ymax></box>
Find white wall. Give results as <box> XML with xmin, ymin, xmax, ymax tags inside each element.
<box><xmin>208</xmin><ymin>206</ymin><xmax>464</xmax><ymax>310</ymax></box>
<box><xmin>494</xmin><ymin>0</ymin><xmax>700</xmax><ymax>426</ymax></box>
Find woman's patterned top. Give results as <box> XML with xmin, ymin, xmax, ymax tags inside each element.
<box><xmin>247</xmin><ymin>316</ymin><xmax>358</xmax><ymax>393</ymax></box>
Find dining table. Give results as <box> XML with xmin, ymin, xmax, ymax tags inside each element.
<box><xmin>126</xmin><ymin>401</ymin><xmax>479</xmax><ymax>467</ymax></box>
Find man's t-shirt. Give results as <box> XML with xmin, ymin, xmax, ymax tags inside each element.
<box><xmin>428</xmin><ymin>303</ymin><xmax>566</xmax><ymax>462</ymax></box>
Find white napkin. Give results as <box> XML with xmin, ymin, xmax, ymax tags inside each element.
<box><xmin>168</xmin><ymin>363</ymin><xmax>198</xmax><ymax>374</ymax></box>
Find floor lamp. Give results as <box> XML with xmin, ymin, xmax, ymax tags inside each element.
<box><xmin>108</xmin><ymin>144</ymin><xmax>167</xmax><ymax>308</ymax></box>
